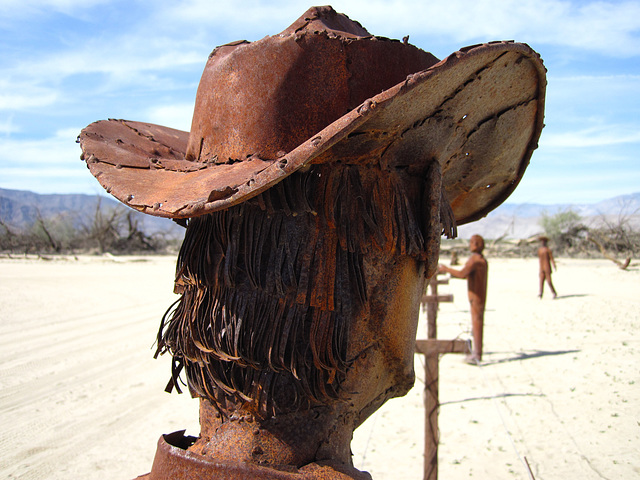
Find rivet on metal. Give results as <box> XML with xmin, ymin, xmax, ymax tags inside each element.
<box><xmin>252</xmin><ymin>446</ymin><xmax>263</xmax><ymax>456</ymax></box>
<box><xmin>357</xmin><ymin>99</ymin><xmax>376</xmax><ymax>115</ymax></box>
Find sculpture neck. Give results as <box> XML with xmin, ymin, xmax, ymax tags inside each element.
<box><xmin>190</xmin><ymin>398</ymin><xmax>356</xmax><ymax>470</ymax></box>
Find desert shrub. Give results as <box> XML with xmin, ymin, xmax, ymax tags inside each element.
<box><xmin>591</xmin><ymin>200</ymin><xmax>640</xmax><ymax>255</ymax></box>
<box><xmin>539</xmin><ymin>209</ymin><xmax>588</xmax><ymax>254</ymax></box>
<box><xmin>0</xmin><ymin>199</ymin><xmax>180</xmax><ymax>255</ymax></box>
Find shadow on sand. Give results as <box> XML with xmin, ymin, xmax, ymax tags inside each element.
<box><xmin>480</xmin><ymin>348</ymin><xmax>580</xmax><ymax>366</ymax></box>
<box><xmin>543</xmin><ymin>293</ymin><xmax>590</xmax><ymax>300</ymax></box>
<box><xmin>440</xmin><ymin>391</ymin><xmax>545</xmax><ymax>406</ymax></box>
<box><xmin>441</xmin><ymin>349</ymin><xmax>579</xmax><ymax>405</ymax></box>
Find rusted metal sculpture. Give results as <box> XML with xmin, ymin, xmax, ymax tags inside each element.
<box><xmin>421</xmin><ymin>274</ymin><xmax>453</xmax><ymax>338</ymax></box>
<box><xmin>538</xmin><ymin>235</ymin><xmax>558</xmax><ymax>297</ymax></box>
<box><xmin>438</xmin><ymin>235</ymin><xmax>488</xmax><ymax>364</ymax></box>
<box><xmin>78</xmin><ymin>6</ymin><xmax>545</xmax><ymax>479</ymax></box>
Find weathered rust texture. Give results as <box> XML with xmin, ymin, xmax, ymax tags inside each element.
<box><xmin>77</xmin><ymin>5</ymin><xmax>545</xmax><ymax>480</ymax></box>
<box><xmin>438</xmin><ymin>234</ymin><xmax>488</xmax><ymax>363</ymax></box>
<box><xmin>421</xmin><ymin>274</ymin><xmax>454</xmax><ymax>338</ymax></box>
<box><xmin>78</xmin><ymin>7</ymin><xmax>545</xmax><ymax>224</ymax></box>
<box><xmin>424</xmin><ymin>353</ymin><xmax>439</xmax><ymax>480</ymax></box>
<box><xmin>154</xmin><ymin>166</ymin><xmax>445</xmax><ymax>475</ymax></box>
<box><xmin>136</xmin><ymin>431</ymin><xmax>372</xmax><ymax>479</ymax></box>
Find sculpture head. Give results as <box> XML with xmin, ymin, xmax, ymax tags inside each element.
<box><xmin>470</xmin><ymin>234</ymin><xmax>485</xmax><ymax>254</ymax></box>
<box><xmin>150</xmin><ymin>160</ymin><xmax>453</xmax><ymax>472</ymax></box>
<box><xmin>159</xmin><ymin>159</ymin><xmax>454</xmax><ymax>413</ymax></box>
<box><xmin>78</xmin><ymin>5</ymin><xmax>545</xmax><ymax>477</ymax></box>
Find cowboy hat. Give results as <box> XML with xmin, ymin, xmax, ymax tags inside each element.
<box><xmin>78</xmin><ymin>5</ymin><xmax>545</xmax><ymax>225</ymax></box>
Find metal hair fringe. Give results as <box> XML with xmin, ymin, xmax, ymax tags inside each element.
<box><xmin>155</xmin><ymin>162</ymin><xmax>456</xmax><ymax>417</ymax></box>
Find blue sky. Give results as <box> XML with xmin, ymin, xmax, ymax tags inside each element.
<box><xmin>1</xmin><ymin>0</ymin><xmax>639</xmax><ymax>205</ymax></box>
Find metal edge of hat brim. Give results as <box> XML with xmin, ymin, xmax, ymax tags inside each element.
<box><xmin>172</xmin><ymin>40</ymin><xmax>546</xmax><ymax>221</ymax></box>
<box><xmin>82</xmin><ymin>41</ymin><xmax>545</xmax><ymax>222</ymax></box>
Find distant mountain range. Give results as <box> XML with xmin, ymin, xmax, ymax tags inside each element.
<box><xmin>1</xmin><ymin>187</ymin><xmax>638</xmax><ymax>240</ymax></box>
<box><xmin>478</xmin><ymin>192</ymin><xmax>640</xmax><ymax>218</ymax></box>
<box><xmin>457</xmin><ymin>192</ymin><xmax>640</xmax><ymax>239</ymax></box>
<box><xmin>0</xmin><ymin>187</ymin><xmax>183</xmax><ymax>238</ymax></box>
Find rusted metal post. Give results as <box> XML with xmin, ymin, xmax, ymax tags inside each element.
<box><xmin>423</xmin><ymin>275</ymin><xmax>452</xmax><ymax>337</ymax></box>
<box><xmin>424</xmin><ymin>275</ymin><xmax>441</xmax><ymax>479</ymax></box>
<box><xmin>416</xmin><ymin>339</ymin><xmax>468</xmax><ymax>480</ymax></box>
<box><xmin>416</xmin><ymin>271</ymin><xmax>466</xmax><ymax>480</ymax></box>
<box><xmin>427</xmin><ymin>276</ymin><xmax>438</xmax><ymax>339</ymax></box>
<box><xmin>424</xmin><ymin>352</ymin><xmax>439</xmax><ymax>480</ymax></box>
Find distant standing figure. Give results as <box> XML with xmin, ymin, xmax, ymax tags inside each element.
<box><xmin>538</xmin><ymin>235</ymin><xmax>557</xmax><ymax>299</ymax></box>
<box><xmin>438</xmin><ymin>234</ymin><xmax>488</xmax><ymax>364</ymax></box>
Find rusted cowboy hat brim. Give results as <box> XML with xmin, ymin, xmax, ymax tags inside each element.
<box><xmin>79</xmin><ymin>41</ymin><xmax>545</xmax><ymax>225</ymax></box>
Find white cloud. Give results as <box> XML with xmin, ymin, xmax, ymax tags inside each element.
<box><xmin>0</xmin><ymin>0</ymin><xmax>111</xmax><ymax>21</ymax></box>
<box><xmin>542</xmin><ymin>125</ymin><xmax>640</xmax><ymax>148</ymax></box>
<box><xmin>1</xmin><ymin>0</ymin><xmax>638</xmax><ymax>203</ymax></box>
<box><xmin>142</xmin><ymin>0</ymin><xmax>640</xmax><ymax>58</ymax></box>
<box><xmin>229</xmin><ymin>0</ymin><xmax>636</xmax><ymax>57</ymax></box>
<box><xmin>510</xmin><ymin>166</ymin><xmax>640</xmax><ymax>204</ymax></box>
<box><xmin>548</xmin><ymin>73</ymin><xmax>640</xmax><ymax>99</ymax></box>
<box><xmin>0</xmin><ymin>85</ymin><xmax>58</xmax><ymax>111</ymax></box>
<box><xmin>154</xmin><ymin>0</ymin><xmax>297</xmax><ymax>34</ymax></box>
<box><xmin>0</xmin><ymin>115</ymin><xmax>20</xmax><ymax>135</ymax></box>
<box><xmin>4</xmin><ymin>0</ymin><xmax>640</xmax><ymax>58</ymax></box>
<box><xmin>3</xmin><ymin>37</ymin><xmax>203</xmax><ymax>88</ymax></box>
<box><xmin>3</xmin><ymin>0</ymin><xmax>638</xmax><ymax>116</ymax></box>
<box><xmin>1</xmin><ymin>166</ymin><xmax>87</xmax><ymax>178</ymax></box>
<box><xmin>0</xmin><ymin>128</ymin><xmax>82</xmax><ymax>167</ymax></box>
<box><xmin>146</xmin><ymin>103</ymin><xmax>194</xmax><ymax>131</ymax></box>
<box><xmin>0</xmin><ymin>128</ymin><xmax>97</xmax><ymax>193</ymax></box>
<box><xmin>0</xmin><ymin>166</ymin><xmax>102</xmax><ymax>194</ymax></box>
<box><xmin>542</xmin><ymin>73</ymin><xmax>640</xmax><ymax>150</ymax></box>
<box><xmin>0</xmin><ymin>36</ymin><xmax>203</xmax><ymax>115</ymax></box>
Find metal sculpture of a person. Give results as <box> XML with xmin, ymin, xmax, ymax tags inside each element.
<box><xmin>79</xmin><ymin>6</ymin><xmax>545</xmax><ymax>479</ymax></box>
<box><xmin>438</xmin><ymin>234</ymin><xmax>488</xmax><ymax>364</ymax></box>
<box><xmin>538</xmin><ymin>235</ymin><xmax>558</xmax><ymax>298</ymax></box>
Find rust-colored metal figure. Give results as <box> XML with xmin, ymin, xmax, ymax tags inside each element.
<box><xmin>538</xmin><ymin>235</ymin><xmax>558</xmax><ymax>298</ymax></box>
<box><xmin>78</xmin><ymin>6</ymin><xmax>545</xmax><ymax>479</ymax></box>
<box><xmin>438</xmin><ymin>235</ymin><xmax>488</xmax><ymax>364</ymax></box>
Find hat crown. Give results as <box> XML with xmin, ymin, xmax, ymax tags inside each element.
<box><xmin>185</xmin><ymin>6</ymin><xmax>439</xmax><ymax>164</ymax></box>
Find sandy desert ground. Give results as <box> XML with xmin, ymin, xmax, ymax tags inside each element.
<box><xmin>0</xmin><ymin>253</ymin><xmax>638</xmax><ymax>479</ymax></box>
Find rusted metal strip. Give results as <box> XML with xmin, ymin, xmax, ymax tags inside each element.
<box><xmin>138</xmin><ymin>431</ymin><xmax>372</xmax><ymax>480</ymax></box>
<box><xmin>415</xmin><ymin>339</ymin><xmax>469</xmax><ymax>356</ymax></box>
<box><xmin>424</xmin><ymin>355</ymin><xmax>439</xmax><ymax>480</ymax></box>
<box><xmin>421</xmin><ymin>294</ymin><xmax>454</xmax><ymax>304</ymax></box>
